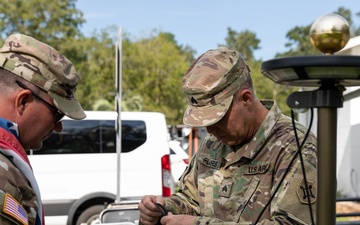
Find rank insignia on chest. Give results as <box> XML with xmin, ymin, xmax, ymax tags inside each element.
<box><xmin>219</xmin><ymin>182</ymin><xmax>233</xmax><ymax>198</ymax></box>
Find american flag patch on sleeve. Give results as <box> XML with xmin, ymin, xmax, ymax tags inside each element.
<box><xmin>2</xmin><ymin>193</ymin><xmax>28</xmax><ymax>225</ymax></box>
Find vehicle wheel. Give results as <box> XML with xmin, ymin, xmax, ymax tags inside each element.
<box><xmin>76</xmin><ymin>205</ymin><xmax>105</xmax><ymax>225</ymax></box>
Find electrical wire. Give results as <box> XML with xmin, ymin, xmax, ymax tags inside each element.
<box><xmin>253</xmin><ymin>108</ymin><xmax>314</xmax><ymax>224</ymax></box>
<box><xmin>291</xmin><ymin>109</ymin><xmax>315</xmax><ymax>225</ymax></box>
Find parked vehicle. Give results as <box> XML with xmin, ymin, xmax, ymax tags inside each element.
<box><xmin>28</xmin><ymin>111</ymin><xmax>173</xmax><ymax>225</ymax></box>
<box><xmin>169</xmin><ymin>140</ymin><xmax>189</xmax><ymax>186</ymax></box>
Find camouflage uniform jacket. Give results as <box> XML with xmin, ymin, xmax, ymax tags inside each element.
<box><xmin>164</xmin><ymin>100</ymin><xmax>317</xmax><ymax>225</ymax></box>
<box><xmin>0</xmin><ymin>119</ymin><xmax>42</xmax><ymax>225</ymax></box>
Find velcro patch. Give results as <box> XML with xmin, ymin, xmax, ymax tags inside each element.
<box><xmin>2</xmin><ymin>193</ymin><xmax>28</xmax><ymax>225</ymax></box>
<box><xmin>200</xmin><ymin>156</ymin><xmax>221</xmax><ymax>169</ymax></box>
<box><xmin>244</xmin><ymin>163</ymin><xmax>269</xmax><ymax>175</ymax></box>
<box><xmin>297</xmin><ymin>179</ymin><xmax>316</xmax><ymax>204</ymax></box>
<box><xmin>219</xmin><ymin>182</ymin><xmax>232</xmax><ymax>198</ymax></box>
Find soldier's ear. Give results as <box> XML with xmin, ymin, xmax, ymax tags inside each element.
<box><xmin>15</xmin><ymin>89</ymin><xmax>33</xmax><ymax>115</ymax></box>
<box><xmin>239</xmin><ymin>89</ymin><xmax>252</xmax><ymax>104</ymax></box>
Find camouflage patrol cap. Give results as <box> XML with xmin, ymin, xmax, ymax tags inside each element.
<box><xmin>182</xmin><ymin>47</ymin><xmax>250</xmax><ymax>127</ymax></box>
<box><xmin>0</xmin><ymin>33</ymin><xmax>86</xmax><ymax>120</ymax></box>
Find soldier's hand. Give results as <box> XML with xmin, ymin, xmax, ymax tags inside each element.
<box><xmin>139</xmin><ymin>195</ymin><xmax>165</xmax><ymax>225</ymax></box>
<box><xmin>160</xmin><ymin>213</ymin><xmax>196</xmax><ymax>225</ymax></box>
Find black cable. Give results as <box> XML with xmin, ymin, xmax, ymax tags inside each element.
<box><xmin>291</xmin><ymin>109</ymin><xmax>315</xmax><ymax>225</ymax></box>
<box><xmin>253</xmin><ymin>108</ymin><xmax>314</xmax><ymax>224</ymax></box>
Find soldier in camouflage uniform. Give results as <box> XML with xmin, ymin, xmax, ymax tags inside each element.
<box><xmin>139</xmin><ymin>47</ymin><xmax>317</xmax><ymax>225</ymax></box>
<box><xmin>0</xmin><ymin>34</ymin><xmax>86</xmax><ymax>225</ymax></box>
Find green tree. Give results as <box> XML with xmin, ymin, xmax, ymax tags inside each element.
<box><xmin>270</xmin><ymin>7</ymin><xmax>360</xmax><ymax>115</ymax></box>
<box><xmin>336</xmin><ymin>7</ymin><xmax>360</xmax><ymax>37</ymax></box>
<box><xmin>251</xmin><ymin>60</ymin><xmax>297</xmax><ymax>115</ymax></box>
<box><xmin>276</xmin><ymin>25</ymin><xmax>319</xmax><ymax>57</ymax></box>
<box><xmin>0</xmin><ymin>0</ymin><xmax>194</xmax><ymax>125</ymax></box>
<box><xmin>0</xmin><ymin>0</ymin><xmax>107</xmax><ymax>110</ymax></box>
<box><xmin>222</xmin><ymin>28</ymin><xmax>295</xmax><ymax>115</ymax></box>
<box><xmin>276</xmin><ymin>7</ymin><xmax>360</xmax><ymax>57</ymax></box>
<box><xmin>0</xmin><ymin>0</ymin><xmax>85</xmax><ymax>50</ymax></box>
<box><xmin>222</xmin><ymin>28</ymin><xmax>261</xmax><ymax>61</ymax></box>
<box><xmin>121</xmin><ymin>90</ymin><xmax>144</xmax><ymax>111</ymax></box>
<box><xmin>69</xmin><ymin>28</ymin><xmax>194</xmax><ymax>125</ymax></box>
<box><xmin>72</xmin><ymin>27</ymin><xmax>118</xmax><ymax>110</ymax></box>
<box><xmin>122</xmin><ymin>31</ymin><xmax>193</xmax><ymax>125</ymax></box>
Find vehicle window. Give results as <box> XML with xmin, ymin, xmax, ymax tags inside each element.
<box><xmin>29</xmin><ymin>120</ymin><xmax>147</xmax><ymax>155</ymax></box>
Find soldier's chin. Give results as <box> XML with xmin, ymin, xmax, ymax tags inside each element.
<box><xmin>218</xmin><ymin>137</ymin><xmax>239</xmax><ymax>146</ymax></box>
<box><xmin>29</xmin><ymin>142</ymin><xmax>43</xmax><ymax>151</ymax></box>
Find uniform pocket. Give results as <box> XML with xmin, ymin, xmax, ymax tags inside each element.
<box><xmin>234</xmin><ymin>176</ymin><xmax>260</xmax><ymax>222</ymax></box>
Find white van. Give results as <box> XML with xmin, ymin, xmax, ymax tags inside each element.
<box><xmin>169</xmin><ymin>140</ymin><xmax>189</xmax><ymax>186</ymax></box>
<box><xmin>28</xmin><ymin>111</ymin><xmax>173</xmax><ymax>225</ymax></box>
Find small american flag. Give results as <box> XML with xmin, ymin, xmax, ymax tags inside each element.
<box><xmin>2</xmin><ymin>193</ymin><xmax>28</xmax><ymax>225</ymax></box>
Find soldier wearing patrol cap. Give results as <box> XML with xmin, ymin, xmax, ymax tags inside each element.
<box><xmin>0</xmin><ymin>33</ymin><xmax>86</xmax><ymax>225</ymax></box>
<box><xmin>139</xmin><ymin>47</ymin><xmax>317</xmax><ymax>225</ymax></box>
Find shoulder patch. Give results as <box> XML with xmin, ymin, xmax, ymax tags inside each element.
<box><xmin>297</xmin><ymin>179</ymin><xmax>316</xmax><ymax>204</ymax></box>
<box><xmin>2</xmin><ymin>193</ymin><xmax>28</xmax><ymax>225</ymax></box>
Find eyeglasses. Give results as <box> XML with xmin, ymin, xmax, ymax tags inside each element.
<box><xmin>16</xmin><ymin>81</ymin><xmax>65</xmax><ymax>123</ymax></box>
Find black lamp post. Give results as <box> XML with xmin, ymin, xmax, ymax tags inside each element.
<box><xmin>261</xmin><ymin>14</ymin><xmax>360</xmax><ymax>225</ymax></box>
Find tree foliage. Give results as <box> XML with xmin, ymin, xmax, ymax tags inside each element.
<box><xmin>247</xmin><ymin>60</ymin><xmax>297</xmax><ymax>116</ymax></box>
<box><xmin>0</xmin><ymin>0</ymin><xmax>193</xmax><ymax>124</ymax></box>
<box><xmin>276</xmin><ymin>25</ymin><xmax>319</xmax><ymax>57</ymax></box>
<box><xmin>0</xmin><ymin>0</ymin><xmax>85</xmax><ymax>50</ymax></box>
<box><xmin>221</xmin><ymin>29</ymin><xmax>296</xmax><ymax>115</ymax></box>
<box><xmin>122</xmin><ymin>31</ymin><xmax>192</xmax><ymax>124</ymax></box>
<box><xmin>276</xmin><ymin>7</ymin><xmax>360</xmax><ymax>58</ymax></box>
<box><xmin>0</xmin><ymin>1</ymin><xmax>359</xmax><ymax>124</ymax></box>
<box><xmin>222</xmin><ymin>28</ymin><xmax>260</xmax><ymax>61</ymax></box>
<box><xmin>73</xmin><ymin>27</ymin><xmax>118</xmax><ymax>110</ymax></box>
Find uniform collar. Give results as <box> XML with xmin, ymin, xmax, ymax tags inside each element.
<box><xmin>226</xmin><ymin>100</ymin><xmax>281</xmax><ymax>164</ymax></box>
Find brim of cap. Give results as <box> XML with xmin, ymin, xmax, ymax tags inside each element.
<box><xmin>183</xmin><ymin>96</ymin><xmax>233</xmax><ymax>127</ymax></box>
<box><xmin>49</xmin><ymin>92</ymin><xmax>86</xmax><ymax>120</ymax></box>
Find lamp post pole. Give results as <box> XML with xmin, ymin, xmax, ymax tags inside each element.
<box><xmin>260</xmin><ymin>13</ymin><xmax>360</xmax><ymax>224</ymax></box>
<box><xmin>317</xmin><ymin>107</ymin><xmax>338</xmax><ymax>224</ymax></box>
<box><xmin>286</xmin><ymin>83</ymin><xmax>344</xmax><ymax>224</ymax></box>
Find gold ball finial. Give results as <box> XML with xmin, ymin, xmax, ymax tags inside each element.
<box><xmin>309</xmin><ymin>13</ymin><xmax>350</xmax><ymax>54</ymax></box>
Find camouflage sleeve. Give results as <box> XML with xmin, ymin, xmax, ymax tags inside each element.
<box><xmin>265</xmin><ymin>140</ymin><xmax>317</xmax><ymax>225</ymax></box>
<box><xmin>164</xmin><ymin>124</ymin><xmax>317</xmax><ymax>225</ymax></box>
<box><xmin>0</xmin><ymin>154</ymin><xmax>37</xmax><ymax>225</ymax></box>
<box><xmin>164</xmin><ymin>150</ymin><xmax>201</xmax><ymax>215</ymax></box>
<box><xmin>194</xmin><ymin>217</ymin><xmax>252</xmax><ymax>225</ymax></box>
<box><xmin>0</xmin><ymin>191</ymin><xmax>24</xmax><ymax>225</ymax></box>
<box><xmin>0</xmin><ymin>155</ymin><xmax>25</xmax><ymax>225</ymax></box>
<box><xmin>191</xmin><ymin>140</ymin><xmax>316</xmax><ymax>225</ymax></box>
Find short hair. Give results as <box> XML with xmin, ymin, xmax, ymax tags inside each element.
<box><xmin>0</xmin><ymin>67</ymin><xmax>19</xmax><ymax>96</ymax></box>
<box><xmin>241</xmin><ymin>72</ymin><xmax>254</xmax><ymax>91</ymax></box>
